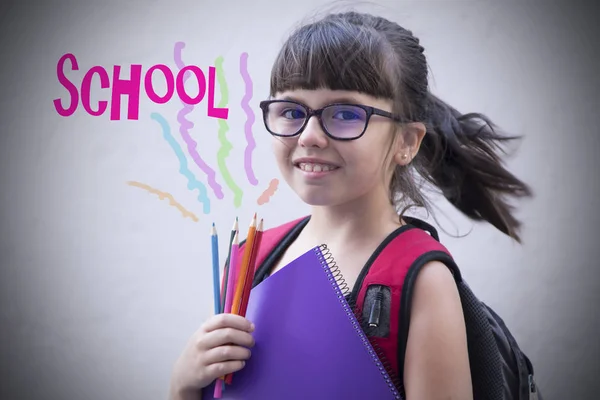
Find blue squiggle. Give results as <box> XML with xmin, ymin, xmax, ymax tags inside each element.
<box><xmin>151</xmin><ymin>112</ymin><xmax>211</xmax><ymax>214</ymax></box>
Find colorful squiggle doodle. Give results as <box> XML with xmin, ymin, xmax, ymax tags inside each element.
<box><xmin>214</xmin><ymin>56</ymin><xmax>244</xmax><ymax>208</ymax></box>
<box><xmin>257</xmin><ymin>178</ymin><xmax>279</xmax><ymax>205</ymax></box>
<box><xmin>240</xmin><ymin>52</ymin><xmax>259</xmax><ymax>186</ymax></box>
<box><xmin>173</xmin><ymin>42</ymin><xmax>224</xmax><ymax>199</ymax></box>
<box><xmin>151</xmin><ymin>112</ymin><xmax>211</xmax><ymax>214</ymax></box>
<box><xmin>126</xmin><ymin>181</ymin><xmax>199</xmax><ymax>222</ymax></box>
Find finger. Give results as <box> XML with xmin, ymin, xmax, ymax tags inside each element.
<box><xmin>205</xmin><ymin>360</ymin><xmax>247</xmax><ymax>379</ymax></box>
<box><xmin>203</xmin><ymin>345</ymin><xmax>252</xmax><ymax>365</ymax></box>
<box><xmin>202</xmin><ymin>314</ymin><xmax>255</xmax><ymax>334</ymax></box>
<box><xmin>200</xmin><ymin>328</ymin><xmax>255</xmax><ymax>350</ymax></box>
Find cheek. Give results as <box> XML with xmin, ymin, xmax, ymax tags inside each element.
<box><xmin>347</xmin><ymin>142</ymin><xmax>389</xmax><ymax>180</ymax></box>
<box><xmin>343</xmin><ymin>149</ymin><xmax>394</xmax><ymax>198</ymax></box>
<box><xmin>271</xmin><ymin>137</ymin><xmax>287</xmax><ymax>158</ymax></box>
<box><xmin>271</xmin><ymin>137</ymin><xmax>294</xmax><ymax>167</ymax></box>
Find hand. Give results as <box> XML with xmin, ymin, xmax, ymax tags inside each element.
<box><xmin>169</xmin><ymin>314</ymin><xmax>255</xmax><ymax>396</ymax></box>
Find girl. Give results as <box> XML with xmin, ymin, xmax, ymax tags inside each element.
<box><xmin>169</xmin><ymin>11</ymin><xmax>531</xmax><ymax>400</ymax></box>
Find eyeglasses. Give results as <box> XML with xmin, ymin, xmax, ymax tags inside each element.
<box><xmin>259</xmin><ymin>99</ymin><xmax>403</xmax><ymax>141</ymax></box>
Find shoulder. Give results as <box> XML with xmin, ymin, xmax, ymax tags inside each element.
<box><xmin>403</xmin><ymin>260</ymin><xmax>473</xmax><ymax>397</ymax></box>
<box><xmin>413</xmin><ymin>260</ymin><xmax>459</xmax><ymax>300</ymax></box>
<box><xmin>261</xmin><ymin>215</ymin><xmax>309</xmax><ymax>239</ymax></box>
<box><xmin>409</xmin><ymin>260</ymin><xmax>463</xmax><ymax>331</ymax></box>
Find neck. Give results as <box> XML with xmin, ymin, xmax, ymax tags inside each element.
<box><xmin>305</xmin><ymin>187</ymin><xmax>403</xmax><ymax>247</ymax></box>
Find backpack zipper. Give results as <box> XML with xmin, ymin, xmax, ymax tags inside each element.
<box><xmin>362</xmin><ymin>284</ymin><xmax>391</xmax><ymax>337</ymax></box>
<box><xmin>528</xmin><ymin>375</ymin><xmax>538</xmax><ymax>400</ymax></box>
<box><xmin>367</xmin><ymin>285</ymin><xmax>384</xmax><ymax>327</ymax></box>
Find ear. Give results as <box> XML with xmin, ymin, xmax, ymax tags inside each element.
<box><xmin>393</xmin><ymin>122</ymin><xmax>426</xmax><ymax>166</ymax></box>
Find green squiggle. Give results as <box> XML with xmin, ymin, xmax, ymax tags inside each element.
<box><xmin>215</xmin><ymin>56</ymin><xmax>243</xmax><ymax>208</ymax></box>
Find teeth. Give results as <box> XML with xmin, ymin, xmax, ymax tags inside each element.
<box><xmin>298</xmin><ymin>163</ymin><xmax>336</xmax><ymax>172</ymax></box>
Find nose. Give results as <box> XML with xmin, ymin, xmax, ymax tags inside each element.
<box><xmin>298</xmin><ymin>115</ymin><xmax>328</xmax><ymax>148</ymax></box>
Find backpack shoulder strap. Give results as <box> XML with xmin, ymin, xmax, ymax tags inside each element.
<box><xmin>354</xmin><ymin>220</ymin><xmax>462</xmax><ymax>386</ymax></box>
<box><xmin>236</xmin><ymin>215</ymin><xmax>310</xmax><ymax>286</ymax></box>
<box><xmin>393</xmin><ymin>227</ymin><xmax>462</xmax><ymax>380</ymax></box>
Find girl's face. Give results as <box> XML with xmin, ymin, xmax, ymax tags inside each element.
<box><xmin>270</xmin><ymin>89</ymin><xmax>403</xmax><ymax>208</ymax></box>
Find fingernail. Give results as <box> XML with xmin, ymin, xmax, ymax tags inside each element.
<box><xmin>249</xmin><ymin>323</ymin><xmax>255</xmax><ymax>332</ymax></box>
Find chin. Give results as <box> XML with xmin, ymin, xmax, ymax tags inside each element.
<box><xmin>294</xmin><ymin>187</ymin><xmax>346</xmax><ymax>207</ymax></box>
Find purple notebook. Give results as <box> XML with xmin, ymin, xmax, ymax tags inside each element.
<box><xmin>202</xmin><ymin>245</ymin><xmax>402</xmax><ymax>400</ymax></box>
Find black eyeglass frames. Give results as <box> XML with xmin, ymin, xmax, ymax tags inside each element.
<box><xmin>259</xmin><ymin>99</ymin><xmax>403</xmax><ymax>141</ymax></box>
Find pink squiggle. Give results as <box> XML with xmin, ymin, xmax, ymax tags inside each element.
<box><xmin>239</xmin><ymin>52</ymin><xmax>258</xmax><ymax>186</ymax></box>
<box><xmin>174</xmin><ymin>41</ymin><xmax>224</xmax><ymax>199</ymax></box>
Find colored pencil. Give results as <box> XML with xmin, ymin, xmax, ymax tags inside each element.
<box><xmin>225</xmin><ymin>213</ymin><xmax>257</xmax><ymax>385</ymax></box>
<box><xmin>230</xmin><ymin>213</ymin><xmax>257</xmax><ymax>315</ymax></box>
<box><xmin>218</xmin><ymin>232</ymin><xmax>241</xmax><ymax>389</ymax></box>
<box><xmin>212</xmin><ymin>232</ymin><xmax>240</xmax><ymax>387</ymax></box>
<box><xmin>220</xmin><ymin>217</ymin><xmax>238</xmax><ymax>313</ymax></box>
<box><xmin>213</xmin><ymin>378</ymin><xmax>224</xmax><ymax>398</ymax></box>
<box><xmin>223</xmin><ymin>232</ymin><xmax>240</xmax><ymax>315</ymax></box>
<box><xmin>239</xmin><ymin>218</ymin><xmax>263</xmax><ymax>317</ymax></box>
<box><xmin>211</xmin><ymin>223</ymin><xmax>220</xmax><ymax>315</ymax></box>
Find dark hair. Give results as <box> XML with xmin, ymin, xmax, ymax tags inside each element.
<box><xmin>269</xmin><ymin>11</ymin><xmax>532</xmax><ymax>242</ymax></box>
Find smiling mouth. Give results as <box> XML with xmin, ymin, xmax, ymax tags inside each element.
<box><xmin>295</xmin><ymin>162</ymin><xmax>340</xmax><ymax>173</ymax></box>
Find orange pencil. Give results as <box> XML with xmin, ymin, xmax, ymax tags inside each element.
<box><xmin>239</xmin><ymin>218</ymin><xmax>263</xmax><ymax>317</ymax></box>
<box><xmin>225</xmin><ymin>213</ymin><xmax>257</xmax><ymax>386</ymax></box>
<box><xmin>230</xmin><ymin>213</ymin><xmax>257</xmax><ymax>315</ymax></box>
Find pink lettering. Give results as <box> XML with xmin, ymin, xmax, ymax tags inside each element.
<box><xmin>176</xmin><ymin>66</ymin><xmax>206</xmax><ymax>105</ymax></box>
<box><xmin>145</xmin><ymin>64</ymin><xmax>175</xmax><ymax>104</ymax></box>
<box><xmin>111</xmin><ymin>64</ymin><xmax>142</xmax><ymax>121</ymax></box>
<box><xmin>81</xmin><ymin>66</ymin><xmax>109</xmax><ymax>116</ymax></box>
<box><xmin>53</xmin><ymin>54</ymin><xmax>231</xmax><ymax>121</ymax></box>
<box><xmin>208</xmin><ymin>66</ymin><xmax>229</xmax><ymax>119</ymax></box>
<box><xmin>53</xmin><ymin>53</ymin><xmax>79</xmax><ymax>117</ymax></box>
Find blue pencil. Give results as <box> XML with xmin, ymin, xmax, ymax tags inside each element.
<box><xmin>211</xmin><ymin>223</ymin><xmax>220</xmax><ymax>315</ymax></box>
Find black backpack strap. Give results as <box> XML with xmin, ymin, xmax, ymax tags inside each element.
<box><xmin>252</xmin><ymin>216</ymin><xmax>310</xmax><ymax>286</ymax></box>
<box><xmin>402</xmin><ymin>216</ymin><xmax>440</xmax><ymax>241</ymax></box>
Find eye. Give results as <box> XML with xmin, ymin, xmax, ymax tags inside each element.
<box><xmin>332</xmin><ymin>109</ymin><xmax>362</xmax><ymax>121</ymax></box>
<box><xmin>281</xmin><ymin>109</ymin><xmax>306</xmax><ymax>119</ymax></box>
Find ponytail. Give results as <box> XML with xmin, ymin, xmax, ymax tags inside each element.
<box><xmin>414</xmin><ymin>93</ymin><xmax>532</xmax><ymax>243</ymax></box>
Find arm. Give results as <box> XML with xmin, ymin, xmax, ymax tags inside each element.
<box><xmin>169</xmin><ymin>384</ymin><xmax>202</xmax><ymax>400</ymax></box>
<box><xmin>403</xmin><ymin>261</ymin><xmax>473</xmax><ymax>400</ymax></box>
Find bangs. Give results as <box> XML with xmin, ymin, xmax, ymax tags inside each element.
<box><xmin>270</xmin><ymin>18</ymin><xmax>397</xmax><ymax>100</ymax></box>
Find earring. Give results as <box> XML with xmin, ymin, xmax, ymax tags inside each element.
<box><xmin>401</xmin><ymin>154</ymin><xmax>408</xmax><ymax>160</ymax></box>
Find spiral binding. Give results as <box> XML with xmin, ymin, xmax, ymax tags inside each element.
<box><xmin>316</xmin><ymin>244</ymin><xmax>404</xmax><ymax>400</ymax></box>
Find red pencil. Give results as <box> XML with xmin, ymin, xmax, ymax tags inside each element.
<box><xmin>239</xmin><ymin>218</ymin><xmax>263</xmax><ymax>317</ymax></box>
<box><xmin>230</xmin><ymin>214</ymin><xmax>257</xmax><ymax>316</ymax></box>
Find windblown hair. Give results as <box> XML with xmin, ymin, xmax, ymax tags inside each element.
<box><xmin>269</xmin><ymin>11</ymin><xmax>532</xmax><ymax>242</ymax></box>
